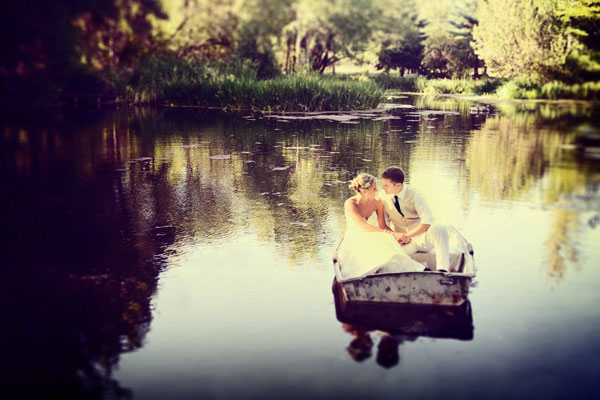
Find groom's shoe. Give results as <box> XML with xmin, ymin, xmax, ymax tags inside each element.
<box><xmin>423</xmin><ymin>268</ymin><xmax>432</xmax><ymax>272</ymax></box>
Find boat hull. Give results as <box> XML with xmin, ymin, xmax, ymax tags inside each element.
<box><xmin>333</xmin><ymin>279</ymin><xmax>473</xmax><ymax>339</ymax></box>
<box><xmin>333</xmin><ymin>272</ymin><xmax>472</xmax><ymax>306</ymax></box>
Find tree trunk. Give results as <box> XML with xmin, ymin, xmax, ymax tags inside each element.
<box><xmin>285</xmin><ymin>38</ymin><xmax>291</xmax><ymax>74</ymax></box>
<box><xmin>332</xmin><ymin>51</ymin><xmax>336</xmax><ymax>75</ymax></box>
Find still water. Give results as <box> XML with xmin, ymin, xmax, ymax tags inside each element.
<box><xmin>1</xmin><ymin>96</ymin><xmax>599</xmax><ymax>399</ymax></box>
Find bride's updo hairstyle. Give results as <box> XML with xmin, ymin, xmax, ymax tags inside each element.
<box><xmin>349</xmin><ymin>173</ymin><xmax>376</xmax><ymax>193</ymax></box>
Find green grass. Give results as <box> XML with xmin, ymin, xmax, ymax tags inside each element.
<box><xmin>128</xmin><ymin>57</ymin><xmax>383</xmax><ymax>111</ymax></box>
<box><xmin>370</xmin><ymin>74</ymin><xmax>500</xmax><ymax>95</ymax></box>
<box><xmin>129</xmin><ymin>56</ymin><xmax>599</xmax><ymax>109</ymax></box>
<box><xmin>493</xmin><ymin>76</ymin><xmax>600</xmax><ymax>100</ymax></box>
<box><xmin>416</xmin><ymin>78</ymin><xmax>499</xmax><ymax>95</ymax></box>
<box><xmin>371</xmin><ymin>74</ymin><xmax>418</xmax><ymax>91</ymax></box>
<box><xmin>373</xmin><ymin>72</ymin><xmax>599</xmax><ymax>100</ymax></box>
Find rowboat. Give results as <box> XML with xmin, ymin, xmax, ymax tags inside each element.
<box><xmin>332</xmin><ymin>226</ymin><xmax>476</xmax><ymax>306</ymax></box>
<box><xmin>333</xmin><ymin>282</ymin><xmax>473</xmax><ymax>340</ymax></box>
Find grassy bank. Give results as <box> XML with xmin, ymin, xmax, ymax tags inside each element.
<box><xmin>371</xmin><ymin>73</ymin><xmax>600</xmax><ymax>100</ymax></box>
<box><xmin>495</xmin><ymin>78</ymin><xmax>600</xmax><ymax>100</ymax></box>
<box><xmin>372</xmin><ymin>75</ymin><xmax>499</xmax><ymax>95</ymax></box>
<box><xmin>129</xmin><ymin>58</ymin><xmax>383</xmax><ymax>112</ymax></box>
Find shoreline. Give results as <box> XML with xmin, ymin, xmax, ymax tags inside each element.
<box><xmin>396</xmin><ymin>92</ymin><xmax>600</xmax><ymax>107</ymax></box>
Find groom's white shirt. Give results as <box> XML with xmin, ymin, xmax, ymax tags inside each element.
<box><xmin>379</xmin><ymin>185</ymin><xmax>435</xmax><ymax>233</ymax></box>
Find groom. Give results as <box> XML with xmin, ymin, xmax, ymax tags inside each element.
<box><xmin>380</xmin><ymin>166</ymin><xmax>451</xmax><ymax>272</ymax></box>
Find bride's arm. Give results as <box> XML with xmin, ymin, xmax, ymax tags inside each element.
<box><xmin>345</xmin><ymin>199</ymin><xmax>390</xmax><ymax>233</ymax></box>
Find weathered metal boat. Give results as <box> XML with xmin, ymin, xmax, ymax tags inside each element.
<box><xmin>332</xmin><ymin>226</ymin><xmax>476</xmax><ymax>306</ymax></box>
<box><xmin>333</xmin><ymin>281</ymin><xmax>473</xmax><ymax>340</ymax></box>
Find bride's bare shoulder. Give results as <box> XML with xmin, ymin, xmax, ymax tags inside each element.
<box><xmin>345</xmin><ymin>196</ymin><xmax>357</xmax><ymax>204</ymax></box>
<box><xmin>344</xmin><ymin>196</ymin><xmax>359</xmax><ymax>209</ymax></box>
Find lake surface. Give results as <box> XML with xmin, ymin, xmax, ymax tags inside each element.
<box><xmin>1</xmin><ymin>96</ymin><xmax>599</xmax><ymax>399</ymax></box>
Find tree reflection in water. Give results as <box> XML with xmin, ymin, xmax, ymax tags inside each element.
<box><xmin>0</xmin><ymin>96</ymin><xmax>597</xmax><ymax>396</ymax></box>
<box><xmin>1</xmin><ymin>114</ymin><xmax>173</xmax><ymax>398</ymax></box>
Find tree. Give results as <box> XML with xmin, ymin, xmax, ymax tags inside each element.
<box><xmin>555</xmin><ymin>0</ymin><xmax>600</xmax><ymax>80</ymax></box>
<box><xmin>374</xmin><ymin>0</ymin><xmax>427</xmax><ymax>75</ymax></box>
<box><xmin>161</xmin><ymin>0</ymin><xmax>238</xmax><ymax>60</ymax></box>
<box><xmin>0</xmin><ymin>0</ymin><xmax>167</xmax><ymax>101</ymax></box>
<box><xmin>472</xmin><ymin>0</ymin><xmax>571</xmax><ymax>82</ymax></box>
<box><xmin>290</xmin><ymin>0</ymin><xmax>379</xmax><ymax>73</ymax></box>
<box><xmin>421</xmin><ymin>36</ymin><xmax>453</xmax><ymax>78</ymax></box>
<box><xmin>448</xmin><ymin>0</ymin><xmax>483</xmax><ymax>78</ymax></box>
<box><xmin>556</xmin><ymin>0</ymin><xmax>600</xmax><ymax>51</ymax></box>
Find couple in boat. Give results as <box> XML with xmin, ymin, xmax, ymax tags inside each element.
<box><xmin>338</xmin><ymin>166</ymin><xmax>451</xmax><ymax>278</ymax></box>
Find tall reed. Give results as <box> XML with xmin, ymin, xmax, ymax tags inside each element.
<box><xmin>129</xmin><ymin>57</ymin><xmax>383</xmax><ymax>111</ymax></box>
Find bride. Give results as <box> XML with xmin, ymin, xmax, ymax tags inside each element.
<box><xmin>337</xmin><ymin>173</ymin><xmax>426</xmax><ymax>278</ymax></box>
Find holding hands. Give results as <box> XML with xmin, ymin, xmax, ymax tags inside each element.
<box><xmin>385</xmin><ymin>229</ymin><xmax>411</xmax><ymax>246</ymax></box>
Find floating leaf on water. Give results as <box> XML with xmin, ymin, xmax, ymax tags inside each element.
<box><xmin>240</xmin><ymin>151</ymin><xmax>252</xmax><ymax>154</ymax></box>
<box><xmin>245</xmin><ymin>160</ymin><xmax>256</xmax><ymax>164</ymax></box>
<box><xmin>377</xmin><ymin>103</ymin><xmax>414</xmax><ymax>110</ymax></box>
<box><xmin>272</xmin><ymin>166</ymin><xmax>291</xmax><ymax>171</ymax></box>
<box><xmin>290</xmin><ymin>222</ymin><xmax>308</xmax><ymax>227</ymax></box>
<box><xmin>362</xmin><ymin>159</ymin><xmax>372</xmax><ymax>162</ymax></box>
<box><xmin>285</xmin><ymin>146</ymin><xmax>309</xmax><ymax>150</ymax></box>
<box><xmin>210</xmin><ymin>154</ymin><xmax>231</xmax><ymax>160</ymax></box>
<box><xmin>412</xmin><ymin>110</ymin><xmax>460</xmax><ymax>116</ymax></box>
<box><xmin>277</xmin><ymin>203</ymin><xmax>285</xmax><ymax>206</ymax></box>
<box><xmin>373</xmin><ymin>116</ymin><xmax>400</xmax><ymax>121</ymax></box>
<box><xmin>319</xmin><ymin>114</ymin><xmax>361</xmax><ymax>122</ymax></box>
<box><xmin>260</xmin><ymin>192</ymin><xmax>270</xmax><ymax>196</ymax></box>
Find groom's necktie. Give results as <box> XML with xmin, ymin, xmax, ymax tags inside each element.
<box><xmin>394</xmin><ymin>195</ymin><xmax>404</xmax><ymax>217</ymax></box>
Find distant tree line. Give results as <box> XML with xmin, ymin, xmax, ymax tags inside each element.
<box><xmin>1</xmin><ymin>0</ymin><xmax>599</xmax><ymax>105</ymax></box>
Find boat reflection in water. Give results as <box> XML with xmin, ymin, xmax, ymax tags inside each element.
<box><xmin>333</xmin><ymin>281</ymin><xmax>474</xmax><ymax>368</ymax></box>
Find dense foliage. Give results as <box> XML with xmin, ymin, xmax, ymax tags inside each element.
<box><xmin>1</xmin><ymin>0</ymin><xmax>599</xmax><ymax>106</ymax></box>
<box><xmin>473</xmin><ymin>0</ymin><xmax>600</xmax><ymax>83</ymax></box>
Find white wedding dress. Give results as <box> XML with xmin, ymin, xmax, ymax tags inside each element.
<box><xmin>337</xmin><ymin>213</ymin><xmax>426</xmax><ymax>279</ymax></box>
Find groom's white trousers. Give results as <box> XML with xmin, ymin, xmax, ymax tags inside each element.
<box><xmin>401</xmin><ymin>224</ymin><xmax>450</xmax><ymax>270</ymax></box>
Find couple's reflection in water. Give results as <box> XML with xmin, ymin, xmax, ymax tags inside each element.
<box><xmin>343</xmin><ymin>323</ymin><xmax>416</xmax><ymax>368</ymax></box>
<box><xmin>334</xmin><ymin>282</ymin><xmax>474</xmax><ymax>369</ymax></box>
